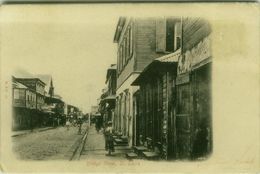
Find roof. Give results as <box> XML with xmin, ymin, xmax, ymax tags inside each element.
<box><xmin>155</xmin><ymin>49</ymin><xmax>181</xmax><ymax>62</ymax></box>
<box><xmin>35</xmin><ymin>74</ymin><xmax>53</xmax><ymax>92</ymax></box>
<box><xmin>14</xmin><ymin>77</ymin><xmax>46</xmax><ymax>86</ymax></box>
<box><xmin>108</xmin><ymin>64</ymin><xmax>117</xmax><ymax>70</ymax></box>
<box><xmin>13</xmin><ymin>69</ymin><xmax>46</xmax><ymax>86</ymax></box>
<box><xmin>13</xmin><ymin>80</ymin><xmax>28</xmax><ymax>89</ymax></box>
<box><xmin>13</xmin><ymin>68</ymin><xmax>35</xmax><ymax>78</ymax></box>
<box><xmin>101</xmin><ymin>95</ymin><xmax>116</xmax><ymax>101</ymax></box>
<box><xmin>106</xmin><ymin>64</ymin><xmax>117</xmax><ymax>83</ymax></box>
<box><xmin>132</xmin><ymin>50</ymin><xmax>181</xmax><ymax>86</ymax></box>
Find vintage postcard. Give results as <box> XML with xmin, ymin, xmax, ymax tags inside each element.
<box><xmin>0</xmin><ymin>2</ymin><xmax>259</xmax><ymax>173</ymax></box>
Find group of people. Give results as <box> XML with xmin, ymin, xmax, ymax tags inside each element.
<box><xmin>65</xmin><ymin>118</ymin><xmax>83</xmax><ymax>134</ymax></box>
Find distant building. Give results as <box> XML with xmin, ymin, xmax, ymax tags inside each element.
<box><xmin>12</xmin><ymin>77</ymin><xmax>37</xmax><ymax>130</ymax></box>
<box><xmin>35</xmin><ymin>74</ymin><xmax>54</xmax><ymax>98</ymax></box>
<box><xmin>12</xmin><ymin>77</ymin><xmax>46</xmax><ymax>130</ymax></box>
<box><xmin>99</xmin><ymin>64</ymin><xmax>117</xmax><ymax>125</ymax></box>
<box><xmin>14</xmin><ymin>77</ymin><xmax>46</xmax><ymax>111</ymax></box>
<box><xmin>91</xmin><ymin>105</ymin><xmax>99</xmax><ymax>115</ymax></box>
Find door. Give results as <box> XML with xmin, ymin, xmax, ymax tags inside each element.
<box><xmin>176</xmin><ymin>83</ymin><xmax>192</xmax><ymax>159</ymax></box>
<box><xmin>191</xmin><ymin>63</ymin><xmax>212</xmax><ymax>158</ymax></box>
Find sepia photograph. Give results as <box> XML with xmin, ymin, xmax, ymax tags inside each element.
<box><xmin>0</xmin><ymin>2</ymin><xmax>259</xmax><ymax>173</ymax></box>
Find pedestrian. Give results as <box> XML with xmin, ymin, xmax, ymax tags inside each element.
<box><xmin>104</xmin><ymin>121</ymin><xmax>114</xmax><ymax>156</ymax></box>
<box><xmin>66</xmin><ymin>119</ymin><xmax>70</xmax><ymax>131</ymax></box>
<box><xmin>77</xmin><ymin>118</ymin><xmax>83</xmax><ymax>134</ymax></box>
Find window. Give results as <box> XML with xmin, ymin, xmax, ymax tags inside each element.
<box><xmin>120</xmin><ymin>45</ymin><xmax>123</xmax><ymax>72</ymax></box>
<box><xmin>117</xmin><ymin>23</ymin><xmax>133</xmax><ymax>75</ymax></box>
<box><xmin>156</xmin><ymin>18</ymin><xmax>182</xmax><ymax>53</ymax></box>
<box><xmin>174</xmin><ymin>21</ymin><xmax>182</xmax><ymax>51</ymax></box>
<box><xmin>124</xmin><ymin>39</ymin><xmax>127</xmax><ymax>64</ymax></box>
<box><xmin>129</xmin><ymin>27</ymin><xmax>133</xmax><ymax>57</ymax></box>
<box><xmin>14</xmin><ymin>89</ymin><xmax>19</xmax><ymax>99</ymax></box>
<box><xmin>166</xmin><ymin>18</ymin><xmax>175</xmax><ymax>52</ymax></box>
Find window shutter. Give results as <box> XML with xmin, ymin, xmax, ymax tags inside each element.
<box><xmin>174</xmin><ymin>21</ymin><xmax>182</xmax><ymax>51</ymax></box>
<box><xmin>156</xmin><ymin>18</ymin><xmax>166</xmax><ymax>53</ymax></box>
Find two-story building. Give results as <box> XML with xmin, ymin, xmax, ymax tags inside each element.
<box><xmin>131</xmin><ymin>50</ymin><xmax>180</xmax><ymax>160</ymax></box>
<box><xmin>128</xmin><ymin>17</ymin><xmax>212</xmax><ymax>161</ymax></box>
<box><xmin>99</xmin><ymin>64</ymin><xmax>117</xmax><ymax>126</ymax></box>
<box><xmin>14</xmin><ymin>77</ymin><xmax>46</xmax><ymax>129</ymax></box>
<box><xmin>12</xmin><ymin>77</ymin><xmax>38</xmax><ymax>130</ymax></box>
<box><xmin>15</xmin><ymin>78</ymin><xmax>46</xmax><ymax>111</ymax></box>
<box><xmin>175</xmin><ymin>17</ymin><xmax>212</xmax><ymax>159</ymax></box>
<box><xmin>113</xmin><ymin>17</ymin><xmax>181</xmax><ymax>147</ymax></box>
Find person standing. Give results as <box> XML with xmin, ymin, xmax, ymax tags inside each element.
<box><xmin>105</xmin><ymin>121</ymin><xmax>114</xmax><ymax>156</ymax></box>
<box><xmin>65</xmin><ymin>119</ymin><xmax>70</xmax><ymax>131</ymax></box>
<box><xmin>77</xmin><ymin>118</ymin><xmax>83</xmax><ymax>134</ymax></box>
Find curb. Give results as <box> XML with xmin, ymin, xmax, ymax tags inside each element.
<box><xmin>12</xmin><ymin>127</ymin><xmax>56</xmax><ymax>137</ymax></box>
<box><xmin>69</xmin><ymin>125</ymin><xmax>89</xmax><ymax>161</ymax></box>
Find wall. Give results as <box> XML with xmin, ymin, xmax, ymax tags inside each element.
<box><xmin>178</xmin><ymin>18</ymin><xmax>212</xmax><ymax>75</ymax></box>
<box><xmin>13</xmin><ymin>88</ymin><xmax>26</xmax><ymax>107</ymax></box>
<box><xmin>25</xmin><ymin>90</ymin><xmax>36</xmax><ymax>109</ymax></box>
<box><xmin>134</xmin><ymin>18</ymin><xmax>165</xmax><ymax>72</ymax></box>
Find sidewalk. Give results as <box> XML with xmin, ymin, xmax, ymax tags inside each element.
<box><xmin>12</xmin><ymin>126</ymin><xmax>55</xmax><ymax>137</ymax></box>
<box><xmin>80</xmin><ymin>125</ymin><xmax>132</xmax><ymax>160</ymax></box>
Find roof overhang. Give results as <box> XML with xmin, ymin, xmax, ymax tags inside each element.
<box><xmin>45</xmin><ymin>96</ymin><xmax>64</xmax><ymax>104</ymax></box>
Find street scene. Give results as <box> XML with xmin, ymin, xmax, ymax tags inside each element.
<box><xmin>11</xmin><ymin>16</ymin><xmax>212</xmax><ymax>161</ymax></box>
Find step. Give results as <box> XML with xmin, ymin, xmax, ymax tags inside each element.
<box><xmin>125</xmin><ymin>152</ymin><xmax>139</xmax><ymax>160</ymax></box>
<box><xmin>133</xmin><ymin>146</ymin><xmax>148</xmax><ymax>152</ymax></box>
<box><xmin>142</xmin><ymin>151</ymin><xmax>160</xmax><ymax>160</ymax></box>
<box><xmin>114</xmin><ymin>138</ymin><xmax>128</xmax><ymax>146</ymax></box>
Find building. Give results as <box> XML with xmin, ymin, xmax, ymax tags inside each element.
<box><xmin>99</xmin><ymin>64</ymin><xmax>117</xmax><ymax>126</ymax></box>
<box><xmin>129</xmin><ymin>17</ymin><xmax>212</xmax><ymax>160</ymax></box>
<box><xmin>35</xmin><ymin>74</ymin><xmax>54</xmax><ymax>98</ymax></box>
<box><xmin>12</xmin><ymin>77</ymin><xmax>46</xmax><ymax>130</ymax></box>
<box><xmin>113</xmin><ymin>17</ymin><xmax>181</xmax><ymax>147</ymax></box>
<box><xmin>131</xmin><ymin>50</ymin><xmax>180</xmax><ymax>160</ymax></box>
<box><xmin>175</xmin><ymin>17</ymin><xmax>212</xmax><ymax>159</ymax></box>
<box><xmin>12</xmin><ymin>77</ymin><xmax>37</xmax><ymax>130</ymax></box>
<box><xmin>15</xmin><ymin>78</ymin><xmax>46</xmax><ymax>111</ymax></box>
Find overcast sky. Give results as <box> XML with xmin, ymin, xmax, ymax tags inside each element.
<box><xmin>1</xmin><ymin>5</ymin><xmax>120</xmax><ymax>113</ymax></box>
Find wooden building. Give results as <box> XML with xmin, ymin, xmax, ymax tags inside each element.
<box><xmin>175</xmin><ymin>17</ymin><xmax>212</xmax><ymax>159</ymax></box>
<box><xmin>15</xmin><ymin>77</ymin><xmax>46</xmax><ymax>111</ymax></box>
<box><xmin>12</xmin><ymin>77</ymin><xmax>45</xmax><ymax>130</ymax></box>
<box><xmin>128</xmin><ymin>17</ymin><xmax>212</xmax><ymax>160</ymax></box>
<box><xmin>132</xmin><ymin>50</ymin><xmax>180</xmax><ymax>160</ymax></box>
<box><xmin>113</xmin><ymin>17</ymin><xmax>181</xmax><ymax>147</ymax></box>
<box><xmin>100</xmin><ymin>64</ymin><xmax>117</xmax><ymax>126</ymax></box>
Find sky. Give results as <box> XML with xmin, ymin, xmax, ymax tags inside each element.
<box><xmin>1</xmin><ymin>5</ymin><xmax>120</xmax><ymax>113</ymax></box>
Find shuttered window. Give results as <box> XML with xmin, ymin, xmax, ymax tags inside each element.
<box><xmin>174</xmin><ymin>21</ymin><xmax>182</xmax><ymax>51</ymax></box>
<box><xmin>129</xmin><ymin>26</ymin><xmax>133</xmax><ymax>57</ymax></box>
<box><xmin>156</xmin><ymin>18</ymin><xmax>166</xmax><ymax>53</ymax></box>
<box><xmin>156</xmin><ymin>18</ymin><xmax>182</xmax><ymax>53</ymax></box>
<box><xmin>166</xmin><ymin>18</ymin><xmax>175</xmax><ymax>52</ymax></box>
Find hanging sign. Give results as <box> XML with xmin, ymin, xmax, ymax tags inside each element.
<box><xmin>176</xmin><ymin>73</ymin><xmax>190</xmax><ymax>85</ymax></box>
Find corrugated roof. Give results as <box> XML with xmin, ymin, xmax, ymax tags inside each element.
<box><xmin>155</xmin><ymin>49</ymin><xmax>181</xmax><ymax>63</ymax></box>
<box><xmin>131</xmin><ymin>50</ymin><xmax>180</xmax><ymax>86</ymax></box>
